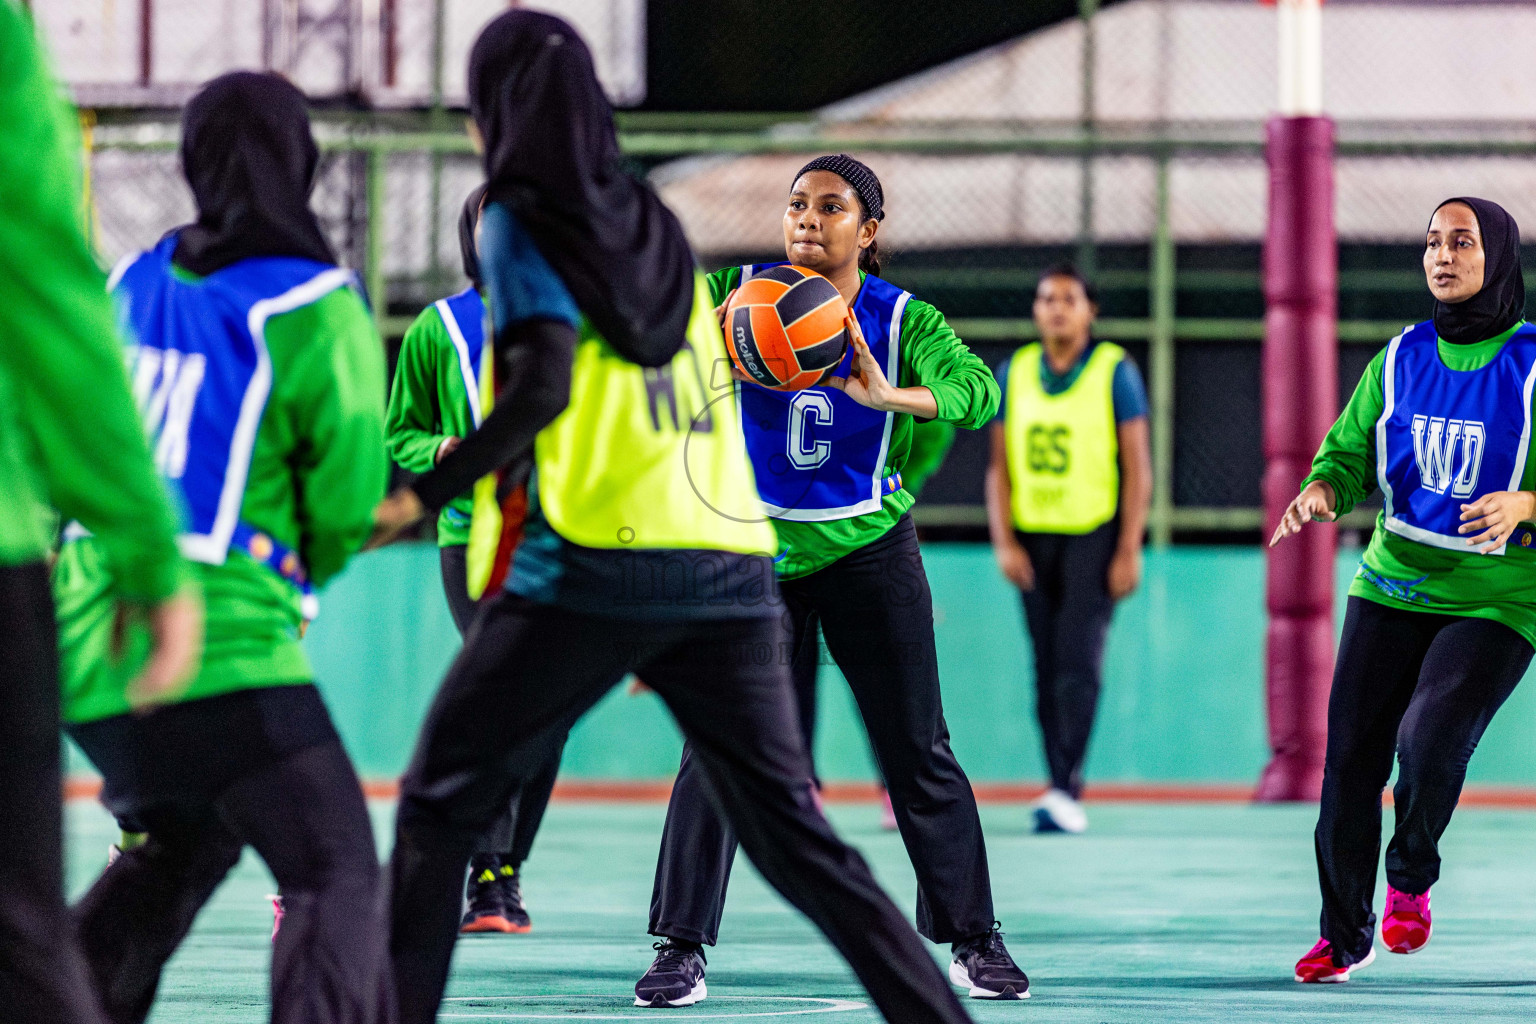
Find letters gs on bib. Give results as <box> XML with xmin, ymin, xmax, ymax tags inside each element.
<box><xmin>1026</xmin><ymin>424</ymin><xmax>1072</xmax><ymax>475</ymax></box>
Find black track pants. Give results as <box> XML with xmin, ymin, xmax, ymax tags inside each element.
<box><xmin>389</xmin><ymin>593</ymin><xmax>972</xmax><ymax>1024</ymax></box>
<box><xmin>649</xmin><ymin>515</ymin><xmax>995</xmax><ymax>946</ymax></box>
<box><xmin>1316</xmin><ymin>596</ymin><xmax>1532</xmax><ymax>963</ymax></box>
<box><xmin>0</xmin><ymin>563</ymin><xmax>111</xmax><ymax>1024</ymax></box>
<box><xmin>1016</xmin><ymin>522</ymin><xmax>1118</xmax><ymax>799</ymax></box>
<box><xmin>439</xmin><ymin>545</ymin><xmax>565</xmax><ymax>862</ymax></box>
<box><xmin>70</xmin><ymin>692</ymin><xmax>392</xmax><ymax>1024</ymax></box>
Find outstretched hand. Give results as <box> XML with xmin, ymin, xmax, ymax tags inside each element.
<box><xmin>1270</xmin><ymin>480</ymin><xmax>1337</xmax><ymax>547</ymax></box>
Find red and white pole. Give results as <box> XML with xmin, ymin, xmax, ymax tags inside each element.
<box><xmin>1257</xmin><ymin>0</ymin><xmax>1337</xmax><ymax>802</ymax></box>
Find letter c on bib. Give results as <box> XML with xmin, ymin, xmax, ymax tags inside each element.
<box><xmin>788</xmin><ymin>391</ymin><xmax>833</xmax><ymax>470</ymax></box>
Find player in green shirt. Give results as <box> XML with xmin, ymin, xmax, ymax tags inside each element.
<box><xmin>642</xmin><ymin>155</ymin><xmax>1029</xmax><ymax>1003</ymax></box>
<box><xmin>386</xmin><ymin>186</ymin><xmax>562</xmax><ymax>934</ymax></box>
<box><xmin>54</xmin><ymin>73</ymin><xmax>392</xmax><ymax>1024</ymax></box>
<box><xmin>1276</xmin><ymin>198</ymin><xmax>1536</xmax><ymax>984</ymax></box>
<box><xmin>0</xmin><ymin>7</ymin><xmax>198</xmax><ymax>1021</ymax></box>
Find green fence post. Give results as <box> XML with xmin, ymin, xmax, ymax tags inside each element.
<box><xmin>1149</xmin><ymin>154</ymin><xmax>1175</xmax><ymax>547</ymax></box>
<box><xmin>1076</xmin><ymin>0</ymin><xmax>1099</xmax><ymax>276</ymax></box>
<box><xmin>366</xmin><ymin>146</ymin><xmax>386</xmax><ymax>331</ymax></box>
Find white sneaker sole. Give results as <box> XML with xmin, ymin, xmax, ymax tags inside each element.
<box><xmin>634</xmin><ymin>979</ymin><xmax>707</xmax><ymax>1008</ymax></box>
<box><xmin>950</xmin><ymin>959</ymin><xmax>1030</xmax><ymax>1000</ymax></box>
<box><xmin>1295</xmin><ymin>946</ymin><xmax>1375</xmax><ymax>983</ymax></box>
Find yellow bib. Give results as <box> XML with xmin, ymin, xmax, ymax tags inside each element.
<box><xmin>1005</xmin><ymin>342</ymin><xmax>1122</xmax><ymax>534</ymax></box>
<box><xmin>533</xmin><ymin>274</ymin><xmax>776</xmax><ymax>555</ymax></box>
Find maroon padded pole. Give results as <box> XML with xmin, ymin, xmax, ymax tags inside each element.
<box><xmin>1256</xmin><ymin>115</ymin><xmax>1337</xmax><ymax>802</ymax></box>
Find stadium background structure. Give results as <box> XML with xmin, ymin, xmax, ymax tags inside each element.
<box><xmin>58</xmin><ymin>0</ymin><xmax>1536</xmax><ymax>546</ymax></box>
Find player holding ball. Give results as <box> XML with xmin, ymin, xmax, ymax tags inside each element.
<box><xmin>637</xmin><ymin>155</ymin><xmax>1030</xmax><ymax>1006</ymax></box>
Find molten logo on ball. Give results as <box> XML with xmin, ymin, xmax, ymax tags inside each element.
<box><xmin>724</xmin><ymin>266</ymin><xmax>850</xmax><ymax>392</ymax></box>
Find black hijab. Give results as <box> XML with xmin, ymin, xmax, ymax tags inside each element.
<box><xmin>1430</xmin><ymin>197</ymin><xmax>1526</xmax><ymax>345</ymax></box>
<box><xmin>467</xmin><ymin>11</ymin><xmax>694</xmax><ymax>364</ymax></box>
<box><xmin>173</xmin><ymin>72</ymin><xmax>335</xmax><ymax>276</ymax></box>
<box><xmin>459</xmin><ymin>184</ymin><xmax>489</xmax><ymax>287</ymax></box>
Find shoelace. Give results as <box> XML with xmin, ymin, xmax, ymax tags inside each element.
<box><xmin>1387</xmin><ymin>890</ymin><xmax>1429</xmax><ymax>915</ymax></box>
<box><xmin>965</xmin><ymin>924</ymin><xmax>1014</xmax><ymax>969</ymax></box>
<box><xmin>652</xmin><ymin>941</ymin><xmax>703</xmax><ymax>971</ymax></box>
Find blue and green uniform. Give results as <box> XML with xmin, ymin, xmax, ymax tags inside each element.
<box><xmin>55</xmin><ymin>233</ymin><xmax>387</xmax><ymax>724</ymax></box>
<box><xmin>1305</xmin><ymin>319</ymin><xmax>1536</xmax><ymax>646</ymax></box>
<box><xmin>386</xmin><ymin>287</ymin><xmax>486</xmax><ymax>547</ymax></box>
<box><xmin>710</xmin><ymin>264</ymin><xmax>998</xmax><ymax>577</ymax></box>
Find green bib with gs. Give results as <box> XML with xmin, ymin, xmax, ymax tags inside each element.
<box><xmin>533</xmin><ymin>274</ymin><xmax>776</xmax><ymax>555</ymax></box>
<box><xmin>1004</xmin><ymin>341</ymin><xmax>1122</xmax><ymax>534</ymax></box>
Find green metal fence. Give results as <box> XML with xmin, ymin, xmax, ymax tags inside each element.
<box><xmin>85</xmin><ymin>115</ymin><xmax>1536</xmax><ymax>542</ymax></box>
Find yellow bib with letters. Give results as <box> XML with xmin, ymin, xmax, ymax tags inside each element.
<box><xmin>1005</xmin><ymin>342</ymin><xmax>1121</xmax><ymax>534</ymax></box>
<box><xmin>533</xmin><ymin>274</ymin><xmax>776</xmax><ymax>555</ymax></box>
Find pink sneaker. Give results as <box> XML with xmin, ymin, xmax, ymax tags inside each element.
<box><xmin>1382</xmin><ymin>886</ymin><xmax>1431</xmax><ymax>954</ymax></box>
<box><xmin>1294</xmin><ymin>938</ymin><xmax>1374</xmax><ymax>983</ymax></box>
<box><xmin>879</xmin><ymin>789</ymin><xmax>898</xmax><ymax>831</ymax></box>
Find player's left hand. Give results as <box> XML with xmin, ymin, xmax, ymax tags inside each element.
<box><xmin>366</xmin><ymin>488</ymin><xmax>427</xmax><ymax>550</ymax></box>
<box><xmin>1108</xmin><ymin>544</ymin><xmax>1143</xmax><ymax>600</ymax></box>
<box><xmin>826</xmin><ymin>313</ymin><xmax>896</xmax><ymax>410</ymax></box>
<box><xmin>1458</xmin><ymin>490</ymin><xmax>1536</xmax><ymax>553</ymax></box>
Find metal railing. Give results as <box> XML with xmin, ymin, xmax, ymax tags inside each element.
<box><xmin>86</xmin><ymin>116</ymin><xmax>1536</xmax><ymax>542</ymax></box>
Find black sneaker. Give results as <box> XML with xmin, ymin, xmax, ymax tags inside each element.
<box><xmin>634</xmin><ymin>939</ymin><xmax>708</xmax><ymax>1007</ymax></box>
<box><xmin>498</xmin><ymin>862</ymin><xmax>532</xmax><ymax>932</ymax></box>
<box><xmin>950</xmin><ymin>923</ymin><xmax>1030</xmax><ymax>999</ymax></box>
<box><xmin>461</xmin><ymin>855</ymin><xmax>515</xmax><ymax>933</ymax></box>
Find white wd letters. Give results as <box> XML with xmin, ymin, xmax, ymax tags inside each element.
<box><xmin>1411</xmin><ymin>415</ymin><xmax>1486</xmax><ymax>498</ymax></box>
<box><xmin>788</xmin><ymin>390</ymin><xmax>833</xmax><ymax>470</ymax></box>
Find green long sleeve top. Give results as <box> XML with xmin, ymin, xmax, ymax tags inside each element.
<box><xmin>56</xmin><ymin>285</ymin><xmax>388</xmax><ymax>723</ymax></box>
<box><xmin>709</xmin><ymin>266</ymin><xmax>999</xmax><ymax>578</ymax></box>
<box><xmin>1303</xmin><ymin>321</ymin><xmax>1536</xmax><ymax>646</ymax></box>
<box><xmin>0</xmin><ymin>5</ymin><xmax>183</xmax><ymax>601</ymax></box>
<box><xmin>385</xmin><ymin>300</ymin><xmax>479</xmax><ymax>546</ymax></box>
<box><xmin>903</xmin><ymin>419</ymin><xmax>957</xmax><ymax>499</ymax></box>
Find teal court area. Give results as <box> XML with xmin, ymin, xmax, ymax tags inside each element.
<box><xmin>67</xmin><ymin>798</ymin><xmax>1536</xmax><ymax>1024</ymax></box>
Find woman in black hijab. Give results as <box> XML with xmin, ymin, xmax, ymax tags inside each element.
<box><xmin>465</xmin><ymin>10</ymin><xmax>694</xmax><ymax>365</ymax></box>
<box><xmin>383</xmin><ymin>183</ymin><xmax>566</xmax><ymax>935</ymax></box>
<box><xmin>1274</xmin><ymin>197</ymin><xmax>1536</xmax><ymax>983</ymax></box>
<box><xmin>173</xmin><ymin>70</ymin><xmax>335</xmax><ymax>274</ymax></box>
<box><xmin>63</xmin><ymin>71</ymin><xmax>393</xmax><ymax>1024</ymax></box>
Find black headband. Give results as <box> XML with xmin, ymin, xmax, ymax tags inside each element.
<box><xmin>795</xmin><ymin>154</ymin><xmax>884</xmax><ymax>222</ymax></box>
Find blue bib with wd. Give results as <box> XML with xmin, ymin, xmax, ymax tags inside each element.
<box><xmin>736</xmin><ymin>263</ymin><xmax>911</xmax><ymax>521</ymax></box>
<box><xmin>1376</xmin><ymin>319</ymin><xmax>1536</xmax><ymax>554</ymax></box>
<box><xmin>434</xmin><ymin>286</ymin><xmax>488</xmax><ymax>429</ymax></box>
<box><xmin>110</xmin><ymin>233</ymin><xmax>358</xmax><ymax>591</ymax></box>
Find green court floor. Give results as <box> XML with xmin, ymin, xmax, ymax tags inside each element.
<box><xmin>65</xmin><ymin>800</ymin><xmax>1536</xmax><ymax>1023</ymax></box>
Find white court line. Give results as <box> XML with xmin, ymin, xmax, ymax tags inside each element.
<box><xmin>439</xmin><ymin>994</ymin><xmax>869</xmax><ymax>1019</ymax></box>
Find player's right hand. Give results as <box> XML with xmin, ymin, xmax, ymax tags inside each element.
<box><xmin>994</xmin><ymin>540</ymin><xmax>1035</xmax><ymax>591</ymax></box>
<box><xmin>1270</xmin><ymin>480</ymin><xmax>1337</xmax><ymax>547</ymax></box>
<box><xmin>713</xmin><ymin>288</ymin><xmax>736</xmax><ymax>330</ymax></box>
<box><xmin>366</xmin><ymin>487</ymin><xmax>427</xmax><ymax>550</ymax></box>
<box><xmin>125</xmin><ymin>586</ymin><xmax>205</xmax><ymax>710</ymax></box>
